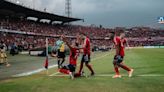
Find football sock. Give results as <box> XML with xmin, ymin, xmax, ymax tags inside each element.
<box><xmin>114</xmin><ymin>67</ymin><xmax>120</xmax><ymax>75</ymax></box>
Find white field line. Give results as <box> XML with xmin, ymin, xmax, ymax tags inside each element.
<box><xmin>49</xmin><ymin>53</ymin><xmax>110</xmax><ymax>76</ymax></box>
<box><xmin>12</xmin><ymin>64</ymin><xmax>58</xmax><ymax>77</ymax></box>
<box><xmin>49</xmin><ymin>74</ymin><xmax>164</xmax><ymax>77</ymax></box>
<box><xmin>95</xmin><ymin>74</ymin><xmax>164</xmax><ymax>77</ymax></box>
<box><xmin>49</xmin><ymin>72</ymin><xmax>60</xmax><ymax>76</ymax></box>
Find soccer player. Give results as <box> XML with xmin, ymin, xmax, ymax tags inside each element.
<box><xmin>76</xmin><ymin>33</ymin><xmax>95</xmax><ymax>76</ymax></box>
<box><xmin>118</xmin><ymin>33</ymin><xmax>130</xmax><ymax>69</ymax></box>
<box><xmin>110</xmin><ymin>31</ymin><xmax>133</xmax><ymax>78</ymax></box>
<box><xmin>52</xmin><ymin>36</ymin><xmax>66</xmax><ymax>69</ymax></box>
<box><xmin>0</xmin><ymin>41</ymin><xmax>10</xmax><ymax>67</ymax></box>
<box><xmin>59</xmin><ymin>36</ymin><xmax>81</xmax><ymax>79</ymax></box>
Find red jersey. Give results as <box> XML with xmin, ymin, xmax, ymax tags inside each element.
<box><xmin>122</xmin><ymin>38</ymin><xmax>127</xmax><ymax>45</ymax></box>
<box><xmin>83</xmin><ymin>37</ymin><xmax>90</xmax><ymax>55</ymax></box>
<box><xmin>113</xmin><ymin>36</ymin><xmax>125</xmax><ymax>56</ymax></box>
<box><xmin>69</xmin><ymin>48</ymin><xmax>79</xmax><ymax>65</ymax></box>
<box><xmin>121</xmin><ymin>38</ymin><xmax>127</xmax><ymax>48</ymax></box>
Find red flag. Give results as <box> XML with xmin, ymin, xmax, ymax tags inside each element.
<box><xmin>44</xmin><ymin>56</ymin><xmax>48</xmax><ymax>69</ymax></box>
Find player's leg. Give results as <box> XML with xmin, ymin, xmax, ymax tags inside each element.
<box><xmin>2</xmin><ymin>53</ymin><xmax>10</xmax><ymax>67</ymax></box>
<box><xmin>117</xmin><ymin>62</ymin><xmax>131</xmax><ymax>71</ymax></box>
<box><xmin>60</xmin><ymin>53</ymin><xmax>65</xmax><ymax>67</ymax></box>
<box><xmin>78</xmin><ymin>55</ymin><xmax>85</xmax><ymax>74</ymax></box>
<box><xmin>0</xmin><ymin>52</ymin><xmax>4</xmax><ymax>64</ymax></box>
<box><xmin>74</xmin><ymin>59</ymin><xmax>84</xmax><ymax>77</ymax></box>
<box><xmin>116</xmin><ymin>56</ymin><xmax>134</xmax><ymax>77</ymax></box>
<box><xmin>118</xmin><ymin>62</ymin><xmax>123</xmax><ymax>70</ymax></box>
<box><xmin>68</xmin><ymin>64</ymin><xmax>76</xmax><ymax>80</ymax></box>
<box><xmin>84</xmin><ymin>55</ymin><xmax>95</xmax><ymax>76</ymax></box>
<box><xmin>60</xmin><ymin>58</ymin><xmax>65</xmax><ymax>67</ymax></box>
<box><xmin>4</xmin><ymin>57</ymin><xmax>10</xmax><ymax>67</ymax></box>
<box><xmin>57</xmin><ymin>58</ymin><xmax>61</xmax><ymax>69</ymax></box>
<box><xmin>74</xmin><ymin>61</ymin><xmax>84</xmax><ymax>77</ymax></box>
<box><xmin>85</xmin><ymin>63</ymin><xmax>94</xmax><ymax>76</ymax></box>
<box><xmin>113</xmin><ymin>65</ymin><xmax>121</xmax><ymax>78</ymax></box>
<box><xmin>59</xmin><ymin>65</ymin><xmax>70</xmax><ymax>74</ymax></box>
<box><xmin>112</xmin><ymin>55</ymin><xmax>121</xmax><ymax>78</ymax></box>
<box><xmin>57</xmin><ymin>50</ymin><xmax>61</xmax><ymax>69</ymax></box>
<box><xmin>115</xmin><ymin>55</ymin><xmax>130</xmax><ymax>71</ymax></box>
<box><xmin>117</xmin><ymin>62</ymin><xmax>133</xmax><ymax>77</ymax></box>
<box><xmin>59</xmin><ymin>64</ymin><xmax>75</xmax><ymax>80</ymax></box>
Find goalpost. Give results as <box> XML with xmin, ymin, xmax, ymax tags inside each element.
<box><xmin>46</xmin><ymin>37</ymin><xmax>49</xmax><ymax>58</ymax></box>
<box><xmin>44</xmin><ymin>37</ymin><xmax>49</xmax><ymax>75</ymax></box>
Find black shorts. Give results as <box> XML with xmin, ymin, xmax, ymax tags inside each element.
<box><xmin>57</xmin><ymin>50</ymin><xmax>65</xmax><ymax>58</ymax></box>
<box><xmin>63</xmin><ymin>64</ymin><xmax>76</xmax><ymax>72</ymax></box>
<box><xmin>114</xmin><ymin>55</ymin><xmax>124</xmax><ymax>63</ymax></box>
<box><xmin>81</xmin><ymin>54</ymin><xmax>90</xmax><ymax>63</ymax></box>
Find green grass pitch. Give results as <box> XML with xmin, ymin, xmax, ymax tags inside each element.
<box><xmin>0</xmin><ymin>48</ymin><xmax>164</xmax><ymax>92</ymax></box>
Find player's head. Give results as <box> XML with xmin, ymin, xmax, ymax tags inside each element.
<box><xmin>119</xmin><ymin>30</ymin><xmax>125</xmax><ymax>39</ymax></box>
<box><xmin>109</xmin><ymin>32</ymin><xmax>115</xmax><ymax>40</ymax></box>
<box><xmin>80</xmin><ymin>32</ymin><xmax>88</xmax><ymax>39</ymax></box>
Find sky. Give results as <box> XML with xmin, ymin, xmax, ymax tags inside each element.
<box><xmin>9</xmin><ymin>0</ymin><xmax>164</xmax><ymax>28</ymax></box>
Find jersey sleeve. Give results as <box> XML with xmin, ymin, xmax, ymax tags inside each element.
<box><xmin>124</xmin><ymin>38</ymin><xmax>127</xmax><ymax>43</ymax></box>
<box><xmin>114</xmin><ymin>37</ymin><xmax>120</xmax><ymax>45</ymax></box>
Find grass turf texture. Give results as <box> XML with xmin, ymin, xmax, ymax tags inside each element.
<box><xmin>0</xmin><ymin>48</ymin><xmax>164</xmax><ymax>92</ymax></box>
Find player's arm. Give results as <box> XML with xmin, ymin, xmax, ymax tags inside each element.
<box><xmin>123</xmin><ymin>38</ymin><xmax>130</xmax><ymax>50</ymax></box>
<box><xmin>62</xmin><ymin>35</ymin><xmax>72</xmax><ymax>49</ymax></box>
<box><xmin>75</xmin><ymin>47</ymin><xmax>84</xmax><ymax>50</ymax></box>
<box><xmin>126</xmin><ymin>40</ymin><xmax>130</xmax><ymax>50</ymax></box>
<box><xmin>82</xmin><ymin>38</ymin><xmax>87</xmax><ymax>48</ymax></box>
<box><xmin>64</xmin><ymin>40</ymin><xmax>72</xmax><ymax>50</ymax></box>
<box><xmin>110</xmin><ymin>43</ymin><xmax>115</xmax><ymax>51</ymax></box>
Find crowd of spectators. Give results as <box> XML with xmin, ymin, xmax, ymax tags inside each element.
<box><xmin>0</xmin><ymin>19</ymin><xmax>164</xmax><ymax>50</ymax></box>
<box><xmin>0</xmin><ymin>19</ymin><xmax>111</xmax><ymax>37</ymax></box>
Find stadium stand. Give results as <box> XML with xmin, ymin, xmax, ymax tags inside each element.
<box><xmin>0</xmin><ymin>19</ymin><xmax>164</xmax><ymax>50</ymax></box>
<box><xmin>0</xmin><ymin>0</ymin><xmax>164</xmax><ymax>51</ymax></box>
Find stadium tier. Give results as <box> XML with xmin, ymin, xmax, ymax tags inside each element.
<box><xmin>0</xmin><ymin>19</ymin><xmax>164</xmax><ymax>50</ymax></box>
<box><xmin>0</xmin><ymin>0</ymin><xmax>164</xmax><ymax>50</ymax></box>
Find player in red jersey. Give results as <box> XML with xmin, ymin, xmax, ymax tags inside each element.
<box><xmin>118</xmin><ymin>33</ymin><xmax>130</xmax><ymax>69</ymax></box>
<box><xmin>76</xmin><ymin>33</ymin><xmax>95</xmax><ymax>76</ymax></box>
<box><xmin>59</xmin><ymin>35</ymin><xmax>81</xmax><ymax>79</ymax></box>
<box><xmin>110</xmin><ymin>31</ymin><xmax>133</xmax><ymax>78</ymax></box>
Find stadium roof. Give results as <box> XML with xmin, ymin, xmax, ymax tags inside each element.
<box><xmin>0</xmin><ymin>0</ymin><xmax>82</xmax><ymax>23</ymax></box>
